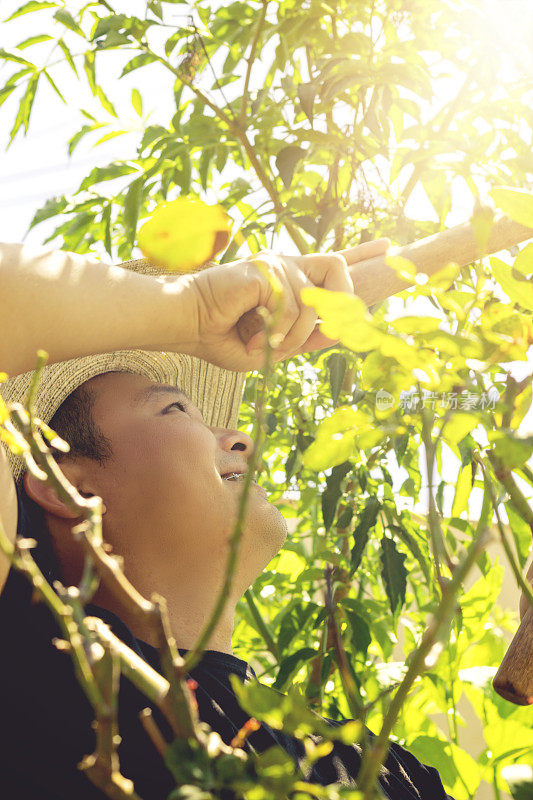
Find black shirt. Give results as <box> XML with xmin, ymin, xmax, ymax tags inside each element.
<box><xmin>0</xmin><ymin>487</ymin><xmax>452</xmax><ymax>800</ymax></box>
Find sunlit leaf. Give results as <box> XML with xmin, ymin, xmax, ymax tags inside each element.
<box><xmin>302</xmin><ymin>407</ymin><xmax>370</xmax><ymax>471</ymax></box>
<box><xmin>488</xmin><ymin>430</ymin><xmax>533</xmax><ymax>469</ymax></box>
<box><xmin>54</xmin><ymin>9</ymin><xmax>84</xmax><ymax>37</ymax></box>
<box><xmin>131</xmin><ymin>87</ymin><xmax>143</xmax><ymax>115</ymax></box>
<box><xmin>301</xmin><ymin>287</ymin><xmax>384</xmax><ymax>351</ymax></box>
<box><xmin>4</xmin><ymin>1</ymin><xmax>57</xmax><ymax>22</ymax></box>
<box><xmin>138</xmin><ymin>197</ymin><xmax>232</xmax><ymax>271</ymax></box>
<box><xmin>351</xmin><ymin>497</ymin><xmax>380</xmax><ymax>571</ymax></box>
<box><xmin>490</xmin><ymin>186</ymin><xmax>533</xmax><ymax>229</ymax></box>
<box><xmin>513</xmin><ymin>243</ymin><xmax>533</xmax><ymax>278</ymax></box>
<box><xmin>385</xmin><ymin>254</ymin><xmax>417</xmax><ymax>281</ymax></box>
<box><xmin>443</xmin><ymin>412</ymin><xmax>479</xmax><ymax>445</ymax></box>
<box><xmin>490</xmin><ymin>256</ymin><xmax>533</xmax><ymax>311</ymax></box>
<box><xmin>275</xmin><ymin>145</ymin><xmax>306</xmax><ymax>189</ymax></box>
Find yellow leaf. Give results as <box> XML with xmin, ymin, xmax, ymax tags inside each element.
<box><xmin>490</xmin><ymin>186</ymin><xmax>533</xmax><ymax>229</ymax></box>
<box><xmin>302</xmin><ymin>407</ymin><xmax>372</xmax><ymax>471</ymax></box>
<box><xmin>390</xmin><ymin>315</ymin><xmax>441</xmax><ymax>334</ymax></box>
<box><xmin>301</xmin><ymin>287</ymin><xmax>384</xmax><ymax>351</ymax></box>
<box><xmin>385</xmin><ymin>253</ymin><xmax>417</xmax><ymax>281</ymax></box>
<box><xmin>138</xmin><ymin>197</ymin><xmax>232</xmax><ymax>272</ymax></box>
<box><xmin>490</xmin><ymin>256</ymin><xmax>533</xmax><ymax>311</ymax></box>
<box><xmin>0</xmin><ymin>395</ymin><xmax>8</xmax><ymax>424</ymax></box>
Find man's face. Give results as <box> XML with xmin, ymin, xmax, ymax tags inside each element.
<box><xmin>70</xmin><ymin>371</ymin><xmax>287</xmax><ymax>598</ymax></box>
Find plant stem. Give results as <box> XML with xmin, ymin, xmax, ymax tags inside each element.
<box><xmin>477</xmin><ymin>460</ymin><xmax>533</xmax><ymax>612</ymax></box>
<box><xmin>240</xmin><ymin>0</ymin><xmax>269</xmax><ymax>124</ymax></box>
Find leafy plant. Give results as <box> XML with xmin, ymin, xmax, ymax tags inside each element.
<box><xmin>1</xmin><ymin>2</ymin><xmax>533</xmax><ymax>799</ymax></box>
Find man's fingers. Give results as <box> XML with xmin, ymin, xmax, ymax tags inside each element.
<box><xmin>293</xmin><ymin>253</ymin><xmax>353</xmax><ymax>292</ymax></box>
<box><xmin>336</xmin><ymin>238</ymin><xmax>391</xmax><ymax>266</ymax></box>
<box><xmin>246</xmin><ymin>255</ymin><xmax>301</xmax><ymax>353</ymax></box>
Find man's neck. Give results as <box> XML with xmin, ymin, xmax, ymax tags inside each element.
<box><xmin>91</xmin><ymin>573</ymin><xmax>237</xmax><ymax>655</ymax></box>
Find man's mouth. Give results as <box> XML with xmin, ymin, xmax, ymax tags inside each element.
<box><xmin>221</xmin><ymin>472</ymin><xmax>247</xmax><ymax>481</ymax></box>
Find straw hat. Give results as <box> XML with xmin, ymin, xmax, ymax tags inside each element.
<box><xmin>0</xmin><ymin>256</ymin><xmax>247</xmax><ymax>487</ymax></box>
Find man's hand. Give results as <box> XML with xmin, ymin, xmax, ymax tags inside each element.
<box><xmin>186</xmin><ymin>239</ymin><xmax>390</xmax><ymax>372</ymax></box>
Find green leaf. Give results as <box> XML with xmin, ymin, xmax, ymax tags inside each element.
<box><xmin>0</xmin><ymin>48</ymin><xmax>34</xmax><ymax>66</ymax></box>
<box><xmin>102</xmin><ymin>202</ymin><xmax>113</xmax><ymax>256</ymax></box>
<box><xmin>79</xmin><ymin>163</ymin><xmax>139</xmax><ymax>191</ymax></box>
<box><xmin>513</xmin><ymin>242</ymin><xmax>533</xmax><ymax>277</ymax></box>
<box><xmin>408</xmin><ymin>735</ymin><xmax>481</xmax><ymax>798</ymax></box>
<box><xmin>380</xmin><ymin>536</ymin><xmax>407</xmax><ymax>614</ymax></box>
<box><xmin>490</xmin><ymin>256</ymin><xmax>533</xmax><ymax>311</ymax></box>
<box><xmin>327</xmin><ymin>353</ymin><xmax>347</xmax><ymax>406</ymax></box>
<box><xmin>53</xmin><ymin>9</ymin><xmax>84</xmax><ymax>37</ymax></box>
<box><xmin>297</xmin><ymin>83</ymin><xmax>315</xmax><ymax>122</ymax></box>
<box><xmin>321</xmin><ymin>460</ymin><xmax>352</xmax><ymax>531</ymax></box>
<box><xmin>131</xmin><ymin>87</ymin><xmax>143</xmax><ymax>115</ymax></box>
<box><xmin>273</xmin><ymin>647</ymin><xmax>317</xmax><ymax>691</ymax></box>
<box><xmin>16</xmin><ymin>34</ymin><xmax>54</xmax><ymax>49</ymax></box>
<box><xmin>84</xmin><ymin>50</ymin><xmax>96</xmax><ymax>95</ymax></box>
<box><xmin>490</xmin><ymin>186</ymin><xmax>533</xmax><ymax>229</ymax></box>
<box><xmin>302</xmin><ymin>407</ymin><xmax>367</xmax><ymax>471</ymax></box>
<box><xmin>443</xmin><ymin>411</ymin><xmax>479</xmax><ymax>445</ymax></box>
<box><xmin>351</xmin><ymin>497</ymin><xmax>380</xmax><ymax>571</ymax></box>
<box><xmin>488</xmin><ymin>430</ymin><xmax>533</xmax><ymax>469</ymax></box>
<box><xmin>277</xmin><ymin>600</ymin><xmax>318</xmax><ymax>655</ymax></box>
<box><xmin>275</xmin><ymin>145</ymin><xmax>306</xmax><ymax>189</ymax></box>
<box><xmin>344</xmin><ymin>610</ymin><xmax>371</xmax><ymax>656</ymax></box>
<box><xmin>450</xmin><ymin>464</ymin><xmax>472</xmax><ymax>518</ymax></box>
<box><xmin>301</xmin><ymin>287</ymin><xmax>384</xmax><ymax>352</ymax></box>
<box><xmin>392</xmin><ymin>523</ymin><xmax>431</xmax><ymax>583</ymax></box>
<box><xmin>123</xmin><ymin>176</ymin><xmax>144</xmax><ymax>246</ymax></box>
<box><xmin>4</xmin><ymin>1</ymin><xmax>57</xmax><ymax>21</ymax></box>
<box><xmin>57</xmin><ymin>39</ymin><xmax>79</xmax><ymax>76</ymax></box>
<box><xmin>120</xmin><ymin>52</ymin><xmax>159</xmax><ymax>78</ymax></box>
<box><xmin>96</xmin><ymin>84</ymin><xmax>117</xmax><ymax>116</ymax></box>
<box><xmin>43</xmin><ymin>70</ymin><xmax>65</xmax><ymax>102</ymax></box>
<box><xmin>28</xmin><ymin>195</ymin><xmax>68</xmax><ymax>229</ymax></box>
<box><xmin>8</xmin><ymin>71</ymin><xmax>39</xmax><ymax>144</ymax></box>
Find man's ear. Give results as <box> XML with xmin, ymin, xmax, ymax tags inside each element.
<box><xmin>23</xmin><ymin>466</ymin><xmax>105</xmax><ymax>520</ymax></box>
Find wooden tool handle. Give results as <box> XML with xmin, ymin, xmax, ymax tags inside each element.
<box><xmin>236</xmin><ymin>215</ymin><xmax>533</xmax><ymax>345</ymax></box>
<box><xmin>493</xmin><ymin>605</ymin><xmax>533</xmax><ymax>705</ymax></box>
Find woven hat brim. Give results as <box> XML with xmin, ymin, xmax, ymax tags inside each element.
<box><xmin>1</xmin><ymin>350</ymin><xmax>246</xmax><ymax>487</ymax></box>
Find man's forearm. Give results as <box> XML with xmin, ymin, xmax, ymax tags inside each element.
<box><xmin>0</xmin><ymin>242</ymin><xmax>196</xmax><ymax>377</ymax></box>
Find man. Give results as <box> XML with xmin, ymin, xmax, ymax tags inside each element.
<box><xmin>0</xmin><ymin>238</ymin><xmax>457</xmax><ymax>799</ymax></box>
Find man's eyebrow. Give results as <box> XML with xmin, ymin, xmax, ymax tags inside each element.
<box><xmin>133</xmin><ymin>384</ymin><xmax>192</xmax><ymax>405</ymax></box>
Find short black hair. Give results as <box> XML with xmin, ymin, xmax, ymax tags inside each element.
<box><xmin>18</xmin><ymin>372</ymin><xmax>119</xmax><ymax>585</ymax></box>
<box><xmin>47</xmin><ymin>376</ymin><xmax>114</xmax><ymax>466</ymax></box>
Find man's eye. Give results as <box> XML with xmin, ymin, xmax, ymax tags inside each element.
<box><xmin>164</xmin><ymin>401</ymin><xmax>187</xmax><ymax>413</ymax></box>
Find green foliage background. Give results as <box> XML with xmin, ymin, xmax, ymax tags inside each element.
<box><xmin>2</xmin><ymin>1</ymin><xmax>533</xmax><ymax>798</ymax></box>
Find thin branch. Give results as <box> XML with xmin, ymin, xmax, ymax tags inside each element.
<box><xmin>240</xmin><ymin>0</ymin><xmax>269</xmax><ymax>124</ymax></box>
<box><xmin>476</xmin><ymin>458</ymin><xmax>533</xmax><ymax>612</ymax></box>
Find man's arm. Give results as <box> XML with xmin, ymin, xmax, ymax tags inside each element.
<box><xmin>0</xmin><ymin>242</ymin><xmax>198</xmax><ymax>377</ymax></box>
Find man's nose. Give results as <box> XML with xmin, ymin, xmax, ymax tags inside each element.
<box><xmin>213</xmin><ymin>427</ymin><xmax>255</xmax><ymax>455</ymax></box>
